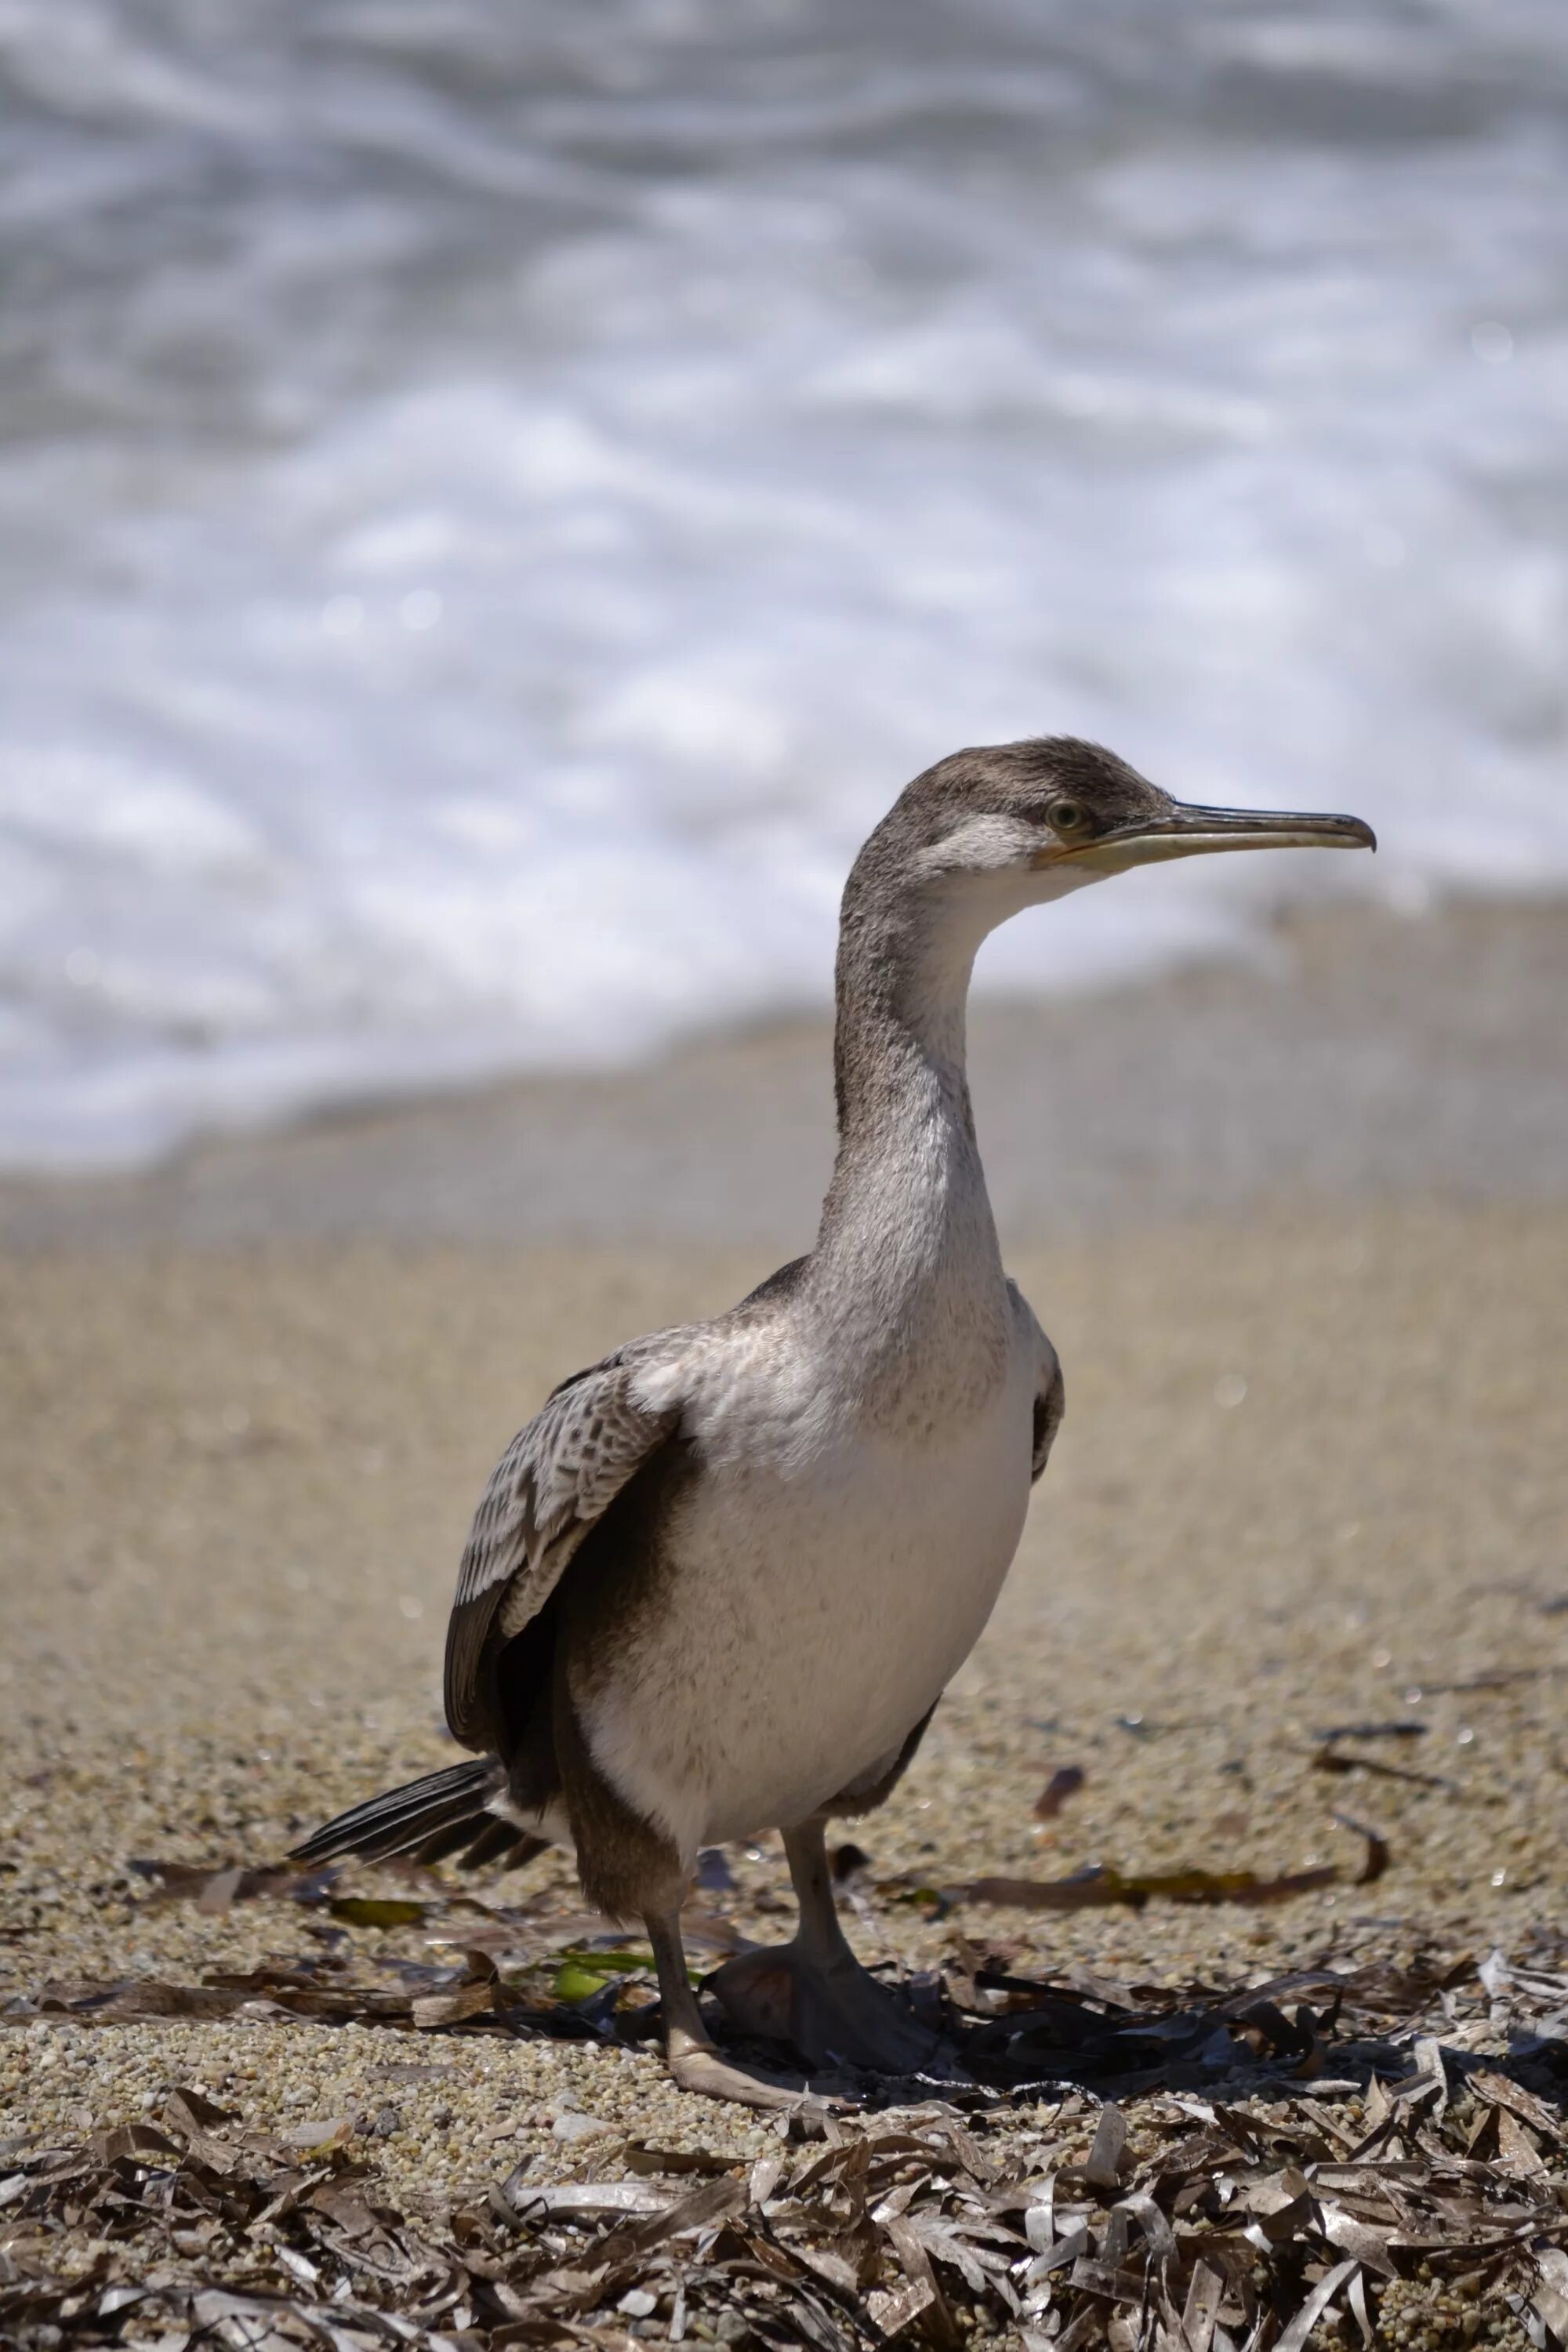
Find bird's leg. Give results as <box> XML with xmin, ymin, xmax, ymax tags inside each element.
<box><xmin>707</xmin><ymin>1817</ymin><xmax>940</xmax><ymax>2074</ymax></box>
<box><xmin>642</xmin><ymin>1897</ymin><xmax>801</xmax><ymax>2111</ymax></box>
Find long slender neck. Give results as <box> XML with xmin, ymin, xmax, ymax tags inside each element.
<box><xmin>813</xmin><ymin>866</ymin><xmax>1004</xmax><ymax>1330</ymax></box>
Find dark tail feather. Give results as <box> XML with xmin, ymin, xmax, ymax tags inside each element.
<box><xmin>289</xmin><ymin>1759</ymin><xmax>546</xmax><ymax>1873</ymax></box>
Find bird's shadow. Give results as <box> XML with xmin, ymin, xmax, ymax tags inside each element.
<box><xmin>616</xmin><ymin>1956</ymin><xmax>1568</xmax><ymax>2123</ymax></box>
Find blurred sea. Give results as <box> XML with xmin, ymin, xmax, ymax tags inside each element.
<box><xmin>1</xmin><ymin>0</ymin><xmax>1565</xmax><ymax>1171</ymax></box>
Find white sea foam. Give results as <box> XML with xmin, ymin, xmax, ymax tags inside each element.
<box><xmin>1</xmin><ymin>0</ymin><xmax>1565</xmax><ymax>1169</ymax></box>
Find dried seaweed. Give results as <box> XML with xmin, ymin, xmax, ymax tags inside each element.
<box><xmin>125</xmin><ymin>1858</ymin><xmax>339</xmax><ymax>1911</ymax></box>
<box><xmin>1309</xmin><ymin>1746</ymin><xmax>1457</xmax><ymax>1794</ymax></box>
<box><xmin>1308</xmin><ymin>1722</ymin><xmax>1428</xmax><ymax>1744</ymax></box>
<box><xmin>1033</xmin><ymin>1769</ymin><xmax>1087</xmax><ymax>1820</ymax></box>
<box><xmin>864</xmin><ymin>1820</ymin><xmax>1392</xmax><ymax>1925</ymax></box>
<box><xmin>1</xmin><ymin>1875</ymin><xmax>745</xmax><ymax>2049</ymax></box>
<box><xmin>953</xmin><ymin>1861</ymin><xmax>1345</xmax><ymax>1913</ymax></box>
<box><xmin>0</xmin><ymin>1949</ymin><xmax>597</xmax><ymax>2044</ymax></box>
<box><xmin>9</xmin><ymin>1942</ymin><xmax>1568</xmax><ymax>2348</ymax></box>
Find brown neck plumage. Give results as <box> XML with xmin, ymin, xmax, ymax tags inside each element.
<box><xmin>813</xmin><ymin>843</ymin><xmax>1002</xmax><ymax>1343</ymax></box>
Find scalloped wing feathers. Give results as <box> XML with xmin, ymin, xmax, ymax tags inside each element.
<box><xmin>442</xmin><ymin>1340</ymin><xmax>685</xmax><ymax>1747</ymax></box>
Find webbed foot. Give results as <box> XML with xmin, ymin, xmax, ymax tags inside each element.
<box><xmin>708</xmin><ymin>1943</ymin><xmax>941</xmax><ymax>2074</ymax></box>
<box><xmin>666</xmin><ymin>2026</ymin><xmax>804</xmax><ymax>2111</ymax></box>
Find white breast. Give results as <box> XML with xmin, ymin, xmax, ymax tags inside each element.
<box><xmin>579</xmin><ymin>1316</ymin><xmax>1037</xmax><ymax>1861</ymax></box>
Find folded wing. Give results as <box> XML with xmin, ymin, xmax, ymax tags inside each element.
<box><xmin>1007</xmin><ymin>1279</ymin><xmax>1065</xmax><ymax>1484</ymax></box>
<box><xmin>444</xmin><ymin>1339</ymin><xmax>685</xmax><ymax>1749</ymax></box>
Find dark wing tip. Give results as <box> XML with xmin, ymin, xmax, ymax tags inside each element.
<box><xmin>444</xmin><ymin>1591</ymin><xmax>503</xmax><ymax>1748</ymax></box>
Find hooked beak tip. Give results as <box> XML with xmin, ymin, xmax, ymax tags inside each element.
<box><xmin>1163</xmin><ymin>801</ymin><xmax>1378</xmax><ymax>855</ymax></box>
<box><xmin>1058</xmin><ymin>800</ymin><xmax>1379</xmax><ymax>871</ymax></box>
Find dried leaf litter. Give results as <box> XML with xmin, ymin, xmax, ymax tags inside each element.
<box><xmin>9</xmin><ymin>1857</ymin><xmax>1568</xmax><ymax>2347</ymax></box>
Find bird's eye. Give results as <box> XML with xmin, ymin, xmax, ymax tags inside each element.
<box><xmin>1047</xmin><ymin>797</ymin><xmax>1090</xmax><ymax>836</ymax></box>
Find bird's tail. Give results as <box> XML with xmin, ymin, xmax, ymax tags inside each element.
<box><xmin>289</xmin><ymin>1757</ymin><xmax>548</xmax><ymax>1874</ymax></box>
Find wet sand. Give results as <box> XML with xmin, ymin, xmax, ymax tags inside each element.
<box><xmin>3</xmin><ymin>895</ymin><xmax>1567</xmax><ymax>2183</ymax></box>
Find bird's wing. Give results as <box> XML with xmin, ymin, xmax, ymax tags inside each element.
<box><xmin>1008</xmin><ymin>1279</ymin><xmax>1065</xmax><ymax>1483</ymax></box>
<box><xmin>444</xmin><ymin>1336</ymin><xmax>687</xmax><ymax>1748</ymax></box>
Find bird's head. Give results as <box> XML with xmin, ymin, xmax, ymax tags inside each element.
<box><xmin>886</xmin><ymin>737</ymin><xmax>1376</xmax><ymax>909</ymax></box>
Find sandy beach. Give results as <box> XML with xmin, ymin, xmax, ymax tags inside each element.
<box><xmin>3</xmin><ymin>898</ymin><xmax>1567</xmax><ymax>2342</ymax></box>
<box><xmin>7</xmin><ymin>1196</ymin><xmax>1568</xmax><ymax>2178</ymax></box>
<box><xmin>5</xmin><ymin>0</ymin><xmax>1567</xmax><ymax>2321</ymax></box>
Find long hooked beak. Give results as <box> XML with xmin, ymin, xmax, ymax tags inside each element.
<box><xmin>1060</xmin><ymin>800</ymin><xmax>1377</xmax><ymax>872</ymax></box>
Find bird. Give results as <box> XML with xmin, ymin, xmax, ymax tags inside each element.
<box><xmin>292</xmin><ymin>737</ymin><xmax>1374</xmax><ymax>2107</ymax></box>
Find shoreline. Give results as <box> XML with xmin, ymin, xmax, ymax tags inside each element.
<box><xmin>2</xmin><ymin>891</ymin><xmax>1564</xmax><ymax>1252</ymax></box>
